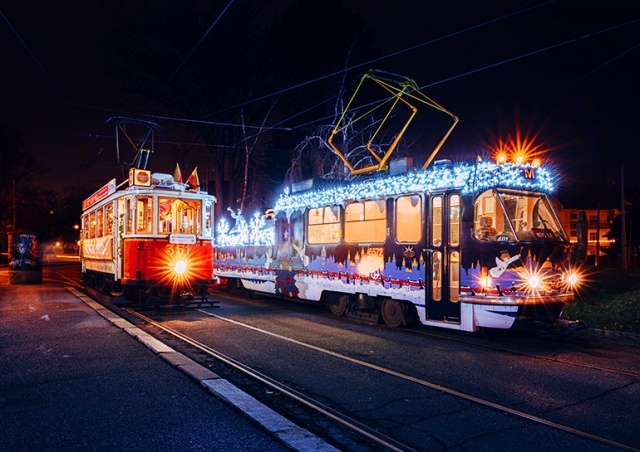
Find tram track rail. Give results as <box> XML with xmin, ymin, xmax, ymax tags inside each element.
<box><xmin>214</xmin><ymin>287</ymin><xmax>640</xmax><ymax>380</ymax></box>
<box><xmin>75</xmin><ymin>281</ymin><xmax>639</xmax><ymax>451</ymax></box>
<box><xmin>125</xmin><ymin>308</ymin><xmax>417</xmax><ymax>452</ymax></box>
<box><xmin>405</xmin><ymin>325</ymin><xmax>640</xmax><ymax>380</ymax></box>
<box><xmin>134</xmin><ymin>306</ymin><xmax>637</xmax><ymax>450</ymax></box>
<box><xmin>197</xmin><ymin>310</ymin><xmax>638</xmax><ymax>452</ymax></box>
<box><xmin>74</xmin><ymin>284</ymin><xmax>415</xmax><ymax>451</ymax></box>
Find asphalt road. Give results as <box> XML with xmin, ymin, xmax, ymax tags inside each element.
<box><xmin>147</xmin><ymin>292</ymin><xmax>640</xmax><ymax>451</ymax></box>
<box><xmin>0</xmin><ymin>270</ymin><xmax>291</xmax><ymax>451</ymax></box>
<box><xmin>31</xmin><ymin>261</ymin><xmax>640</xmax><ymax>450</ymax></box>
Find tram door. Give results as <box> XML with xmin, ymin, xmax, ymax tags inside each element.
<box><xmin>426</xmin><ymin>192</ymin><xmax>461</xmax><ymax>322</ymax></box>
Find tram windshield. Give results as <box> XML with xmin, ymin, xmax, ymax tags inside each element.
<box><xmin>158</xmin><ymin>197</ymin><xmax>202</xmax><ymax>235</ymax></box>
<box><xmin>474</xmin><ymin>189</ymin><xmax>566</xmax><ymax>243</ymax></box>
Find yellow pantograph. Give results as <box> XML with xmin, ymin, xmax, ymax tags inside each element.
<box><xmin>327</xmin><ymin>69</ymin><xmax>459</xmax><ymax>175</ymax></box>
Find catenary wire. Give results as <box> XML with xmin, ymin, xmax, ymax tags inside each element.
<box><xmin>152</xmin><ymin>0</ymin><xmax>235</xmax><ymax>102</ymax></box>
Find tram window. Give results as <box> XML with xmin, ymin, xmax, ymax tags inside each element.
<box><xmin>158</xmin><ymin>198</ymin><xmax>173</xmax><ymax>233</ymax></box>
<box><xmin>105</xmin><ymin>203</ymin><xmax>114</xmax><ymax>235</ymax></box>
<box><xmin>474</xmin><ymin>189</ymin><xmax>564</xmax><ymax>242</ymax></box>
<box><xmin>449</xmin><ymin>195</ymin><xmax>460</xmax><ymax>246</ymax></box>
<box><xmin>474</xmin><ymin>190</ymin><xmax>515</xmax><ymax>241</ymax></box>
<box><xmin>432</xmin><ymin>250</ymin><xmax>442</xmax><ymax>301</ymax></box>
<box><xmin>345</xmin><ymin>200</ymin><xmax>386</xmax><ymax>243</ymax></box>
<box><xmin>97</xmin><ymin>208</ymin><xmax>104</xmax><ymax>237</ymax></box>
<box><xmin>89</xmin><ymin>212</ymin><xmax>96</xmax><ymax>239</ymax></box>
<box><xmin>136</xmin><ymin>197</ymin><xmax>153</xmax><ymax>234</ymax></box>
<box><xmin>158</xmin><ymin>197</ymin><xmax>202</xmax><ymax>235</ymax></box>
<box><xmin>291</xmin><ymin>210</ymin><xmax>304</xmax><ymax>244</ymax></box>
<box><xmin>308</xmin><ymin>206</ymin><xmax>341</xmax><ymax>244</ymax></box>
<box><xmin>449</xmin><ymin>251</ymin><xmax>459</xmax><ymax>302</ymax></box>
<box><xmin>81</xmin><ymin>215</ymin><xmax>89</xmax><ymax>240</ymax></box>
<box><xmin>432</xmin><ymin>196</ymin><xmax>442</xmax><ymax>246</ymax></box>
<box><xmin>125</xmin><ymin>197</ymin><xmax>133</xmax><ymax>234</ymax></box>
<box><xmin>203</xmin><ymin>201</ymin><xmax>213</xmax><ymax>238</ymax></box>
<box><xmin>396</xmin><ymin>195</ymin><xmax>422</xmax><ymax>243</ymax></box>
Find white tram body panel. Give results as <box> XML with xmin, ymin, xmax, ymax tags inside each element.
<box><xmin>215</xmin><ymin>160</ymin><xmax>578</xmax><ymax>331</ymax></box>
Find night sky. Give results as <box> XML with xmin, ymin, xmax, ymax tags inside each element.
<box><xmin>1</xmin><ymin>0</ymin><xmax>638</xmax><ymax>209</ymax></box>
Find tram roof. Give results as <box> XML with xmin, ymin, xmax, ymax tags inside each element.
<box><xmin>274</xmin><ymin>160</ymin><xmax>556</xmax><ymax>214</ymax></box>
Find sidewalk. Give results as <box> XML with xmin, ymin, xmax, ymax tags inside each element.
<box><xmin>0</xmin><ymin>277</ymin><xmax>334</xmax><ymax>451</ymax></box>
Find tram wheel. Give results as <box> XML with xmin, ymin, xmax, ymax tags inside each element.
<box><xmin>328</xmin><ymin>293</ymin><xmax>348</xmax><ymax>317</ymax></box>
<box><xmin>381</xmin><ymin>299</ymin><xmax>405</xmax><ymax>328</ymax></box>
<box><xmin>226</xmin><ymin>278</ymin><xmax>240</xmax><ymax>294</ymax></box>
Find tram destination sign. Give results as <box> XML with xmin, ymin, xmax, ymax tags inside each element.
<box><xmin>169</xmin><ymin>234</ymin><xmax>197</xmax><ymax>244</ymax></box>
<box><xmin>82</xmin><ymin>179</ymin><xmax>116</xmax><ymax>210</ymax></box>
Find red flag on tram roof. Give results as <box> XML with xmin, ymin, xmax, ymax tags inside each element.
<box><xmin>173</xmin><ymin>163</ymin><xmax>183</xmax><ymax>183</ymax></box>
<box><xmin>187</xmin><ymin>167</ymin><xmax>200</xmax><ymax>190</ymax></box>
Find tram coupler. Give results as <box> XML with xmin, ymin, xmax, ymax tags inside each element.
<box><xmin>179</xmin><ymin>290</ymin><xmax>219</xmax><ymax>308</ymax></box>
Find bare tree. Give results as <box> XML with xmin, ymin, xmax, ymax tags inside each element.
<box><xmin>238</xmin><ymin>99</ymin><xmax>278</xmax><ymax>211</ymax></box>
<box><xmin>284</xmin><ymin>71</ymin><xmax>401</xmax><ymax>185</ymax></box>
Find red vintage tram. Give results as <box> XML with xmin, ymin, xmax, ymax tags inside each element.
<box><xmin>80</xmin><ymin>168</ymin><xmax>217</xmax><ymax>305</ymax></box>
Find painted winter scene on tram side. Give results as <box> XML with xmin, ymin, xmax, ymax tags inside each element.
<box><xmin>214</xmin><ymin>159</ymin><xmax>581</xmax><ymax>332</ymax></box>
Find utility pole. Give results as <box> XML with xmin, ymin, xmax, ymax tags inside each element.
<box><xmin>621</xmin><ymin>165</ymin><xmax>627</xmax><ymax>269</ymax></box>
<box><xmin>595</xmin><ymin>201</ymin><xmax>600</xmax><ymax>267</ymax></box>
<box><xmin>12</xmin><ymin>179</ymin><xmax>16</xmax><ymax>231</ymax></box>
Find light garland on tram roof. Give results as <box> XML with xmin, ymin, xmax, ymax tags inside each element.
<box><xmin>274</xmin><ymin>161</ymin><xmax>555</xmax><ymax>214</ymax></box>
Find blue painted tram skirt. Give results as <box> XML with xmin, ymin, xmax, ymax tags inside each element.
<box><xmin>7</xmin><ymin>232</ymin><xmax>42</xmax><ymax>284</ymax></box>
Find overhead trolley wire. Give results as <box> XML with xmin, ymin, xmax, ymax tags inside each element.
<box><xmin>1</xmin><ymin>10</ymin><xmax>67</xmax><ymax>102</ymax></box>
<box><xmin>271</xmin><ymin>17</ymin><xmax>640</xmax><ymax>136</ymax></box>
<box><xmin>204</xmin><ymin>0</ymin><xmax>554</xmax><ymax>120</ymax></box>
<box><xmin>152</xmin><ymin>0</ymin><xmax>235</xmax><ymax>102</ymax></box>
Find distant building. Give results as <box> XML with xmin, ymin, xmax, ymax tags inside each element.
<box><xmin>556</xmin><ymin>205</ymin><xmax>619</xmax><ymax>258</ymax></box>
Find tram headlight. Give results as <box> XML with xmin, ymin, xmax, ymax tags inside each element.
<box><xmin>173</xmin><ymin>260</ymin><xmax>187</xmax><ymax>275</ymax></box>
<box><xmin>567</xmin><ymin>272</ymin><xmax>578</xmax><ymax>286</ymax></box>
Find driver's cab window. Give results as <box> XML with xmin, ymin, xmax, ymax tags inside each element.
<box><xmin>474</xmin><ymin>190</ymin><xmax>516</xmax><ymax>241</ymax></box>
<box><xmin>158</xmin><ymin>197</ymin><xmax>202</xmax><ymax>235</ymax></box>
<box><xmin>474</xmin><ymin>189</ymin><xmax>565</xmax><ymax>242</ymax></box>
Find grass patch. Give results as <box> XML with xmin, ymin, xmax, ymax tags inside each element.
<box><xmin>562</xmin><ymin>268</ymin><xmax>640</xmax><ymax>333</ymax></box>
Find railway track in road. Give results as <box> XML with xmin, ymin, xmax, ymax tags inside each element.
<box><xmin>73</xmin><ymin>280</ymin><xmax>640</xmax><ymax>451</ymax></box>
<box><xmin>215</xmin><ymin>288</ymin><xmax>640</xmax><ymax>381</ymax></box>
<box><xmin>126</xmin><ymin>308</ymin><xmax>416</xmax><ymax>452</ymax></box>
<box><xmin>404</xmin><ymin>325</ymin><xmax>640</xmax><ymax>380</ymax></box>
<box><xmin>121</xmin><ymin>303</ymin><xmax>638</xmax><ymax>451</ymax></box>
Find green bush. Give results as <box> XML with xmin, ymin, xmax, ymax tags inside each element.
<box><xmin>563</xmin><ymin>269</ymin><xmax>640</xmax><ymax>333</ymax></box>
